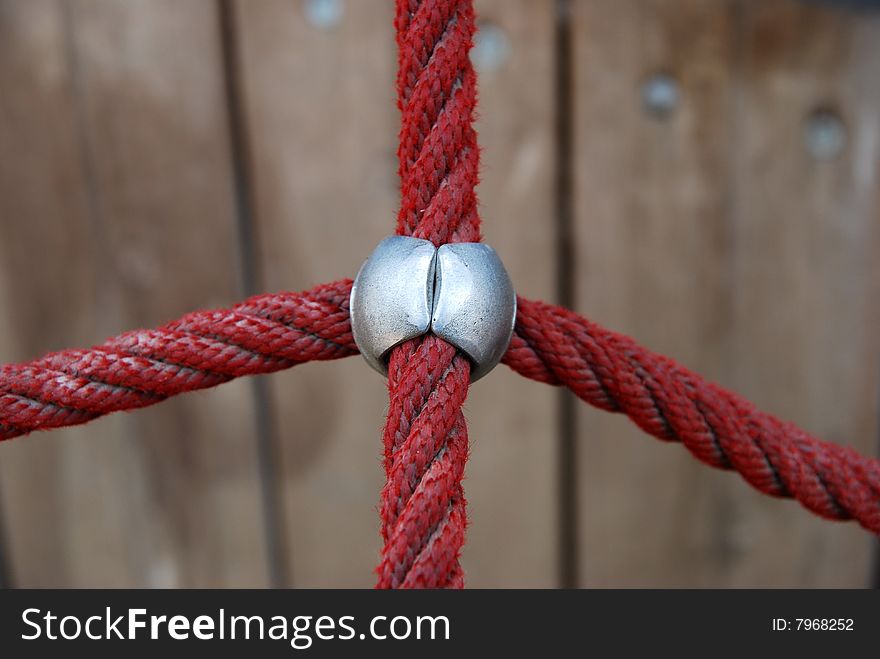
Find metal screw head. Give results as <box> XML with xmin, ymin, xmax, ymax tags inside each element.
<box><xmin>641</xmin><ymin>73</ymin><xmax>680</xmax><ymax>118</ymax></box>
<box><xmin>805</xmin><ymin>109</ymin><xmax>847</xmax><ymax>160</ymax></box>
<box><xmin>304</xmin><ymin>0</ymin><xmax>343</xmax><ymax>30</ymax></box>
<box><xmin>471</xmin><ymin>22</ymin><xmax>510</xmax><ymax>73</ymax></box>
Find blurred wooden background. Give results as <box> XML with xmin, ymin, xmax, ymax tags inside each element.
<box><xmin>0</xmin><ymin>0</ymin><xmax>878</xmax><ymax>587</ymax></box>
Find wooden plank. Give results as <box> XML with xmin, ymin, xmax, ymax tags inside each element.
<box><xmin>233</xmin><ymin>0</ymin><xmax>558</xmax><ymax>586</ymax></box>
<box><xmin>722</xmin><ymin>1</ymin><xmax>880</xmax><ymax>586</ymax></box>
<box><xmin>233</xmin><ymin>0</ymin><xmax>397</xmax><ymax>587</ymax></box>
<box><xmin>571</xmin><ymin>0</ymin><xmax>740</xmax><ymax>587</ymax></box>
<box><xmin>0</xmin><ymin>0</ymin><xmax>267</xmax><ymax>586</ymax></box>
<box><xmin>571</xmin><ymin>0</ymin><xmax>879</xmax><ymax>586</ymax></box>
<box><xmin>462</xmin><ymin>0</ymin><xmax>557</xmax><ymax>587</ymax></box>
<box><xmin>0</xmin><ymin>0</ymin><xmax>101</xmax><ymax>585</ymax></box>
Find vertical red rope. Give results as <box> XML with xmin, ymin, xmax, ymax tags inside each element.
<box><xmin>375</xmin><ymin>0</ymin><xmax>480</xmax><ymax>589</ymax></box>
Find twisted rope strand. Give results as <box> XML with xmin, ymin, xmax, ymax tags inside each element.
<box><xmin>502</xmin><ymin>297</ymin><xmax>880</xmax><ymax>534</ymax></box>
<box><xmin>2</xmin><ymin>284</ymin><xmax>878</xmax><ymax>533</ymax></box>
<box><xmin>0</xmin><ymin>280</ymin><xmax>355</xmax><ymax>440</ymax></box>
<box><xmin>375</xmin><ymin>0</ymin><xmax>480</xmax><ymax>589</ymax></box>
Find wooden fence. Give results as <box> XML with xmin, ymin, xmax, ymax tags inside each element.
<box><xmin>0</xmin><ymin>0</ymin><xmax>878</xmax><ymax>587</ymax></box>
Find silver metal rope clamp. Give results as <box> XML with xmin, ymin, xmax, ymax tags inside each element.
<box><xmin>350</xmin><ymin>236</ymin><xmax>516</xmax><ymax>382</ymax></box>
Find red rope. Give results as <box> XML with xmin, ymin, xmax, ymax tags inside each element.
<box><xmin>4</xmin><ymin>286</ymin><xmax>878</xmax><ymax>536</ymax></box>
<box><xmin>374</xmin><ymin>0</ymin><xmax>481</xmax><ymax>589</ymax></box>
<box><xmin>0</xmin><ymin>281</ymin><xmax>355</xmax><ymax>440</ymax></box>
<box><xmin>1</xmin><ymin>0</ymin><xmax>878</xmax><ymax>587</ymax></box>
<box><xmin>502</xmin><ymin>298</ymin><xmax>880</xmax><ymax>534</ymax></box>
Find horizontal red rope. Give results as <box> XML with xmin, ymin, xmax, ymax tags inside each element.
<box><xmin>2</xmin><ymin>281</ymin><xmax>878</xmax><ymax>535</ymax></box>
<box><xmin>0</xmin><ymin>280</ymin><xmax>355</xmax><ymax>440</ymax></box>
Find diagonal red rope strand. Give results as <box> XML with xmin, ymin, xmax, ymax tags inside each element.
<box><xmin>502</xmin><ymin>298</ymin><xmax>880</xmax><ymax>533</ymax></box>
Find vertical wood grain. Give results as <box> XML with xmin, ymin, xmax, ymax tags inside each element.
<box><xmin>233</xmin><ymin>0</ymin><xmax>398</xmax><ymax>587</ymax></box>
<box><xmin>0</xmin><ymin>0</ymin><xmax>267</xmax><ymax>586</ymax></box>
<box><xmin>722</xmin><ymin>2</ymin><xmax>880</xmax><ymax>586</ymax></box>
<box><xmin>572</xmin><ymin>0</ymin><xmax>739</xmax><ymax>587</ymax></box>
<box><xmin>463</xmin><ymin>0</ymin><xmax>557</xmax><ymax>587</ymax></box>
<box><xmin>233</xmin><ymin>0</ymin><xmax>558</xmax><ymax>586</ymax></box>
<box><xmin>0</xmin><ymin>0</ymin><xmax>101</xmax><ymax>585</ymax></box>
<box><xmin>571</xmin><ymin>0</ymin><xmax>880</xmax><ymax>586</ymax></box>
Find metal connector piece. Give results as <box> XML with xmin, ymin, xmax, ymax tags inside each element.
<box><xmin>350</xmin><ymin>236</ymin><xmax>516</xmax><ymax>381</ymax></box>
